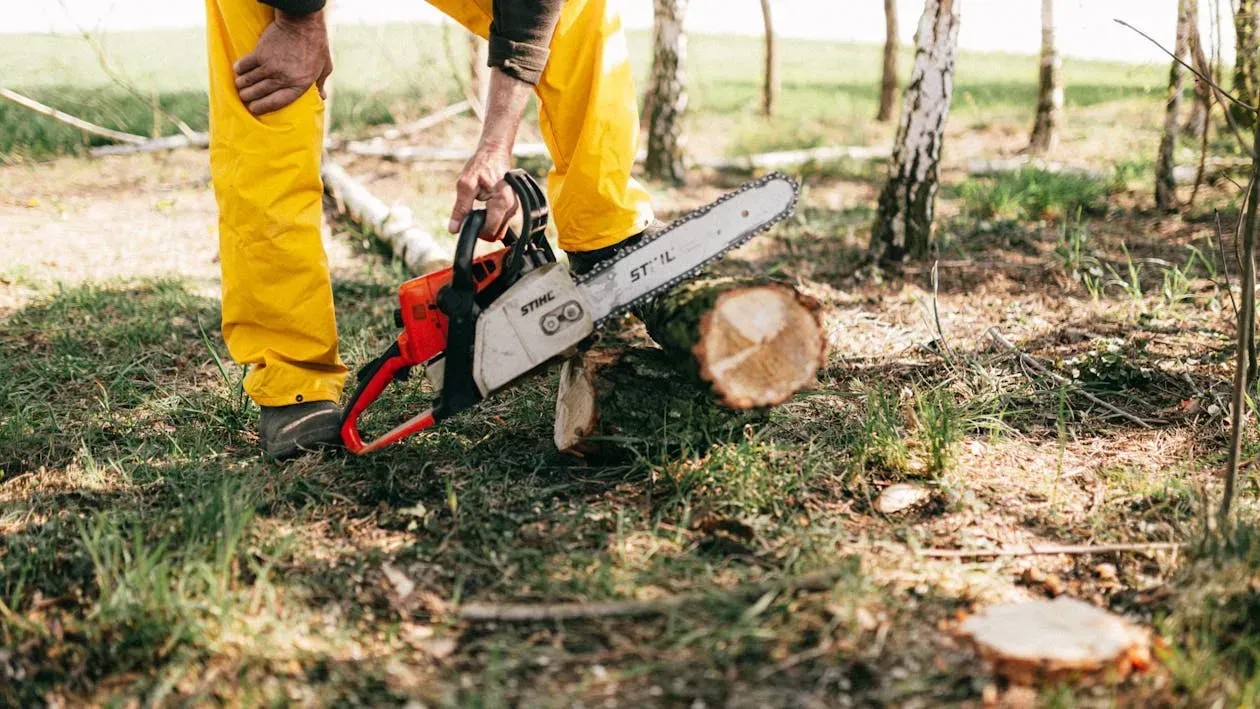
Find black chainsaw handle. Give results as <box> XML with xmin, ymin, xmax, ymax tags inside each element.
<box><xmin>451</xmin><ymin>209</ymin><xmax>489</xmax><ymax>292</ymax></box>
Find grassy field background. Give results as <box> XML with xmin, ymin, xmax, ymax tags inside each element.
<box><xmin>1</xmin><ymin>23</ymin><xmax>1167</xmax><ymax>161</ymax></box>
<box><xmin>6</xmin><ymin>20</ymin><xmax>1260</xmax><ymax>708</ymax></box>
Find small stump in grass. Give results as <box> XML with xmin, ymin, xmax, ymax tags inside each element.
<box><xmin>959</xmin><ymin>597</ymin><xmax>1152</xmax><ymax>687</ymax></box>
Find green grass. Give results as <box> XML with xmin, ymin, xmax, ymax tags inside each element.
<box><xmin>1</xmin><ymin>20</ymin><xmax>1249</xmax><ymax>706</ymax></box>
<box><xmin>957</xmin><ymin>168</ymin><xmax>1117</xmax><ymax>222</ymax></box>
<box><xmin>2</xmin><ymin>24</ymin><xmax>1167</xmax><ymax>160</ymax></box>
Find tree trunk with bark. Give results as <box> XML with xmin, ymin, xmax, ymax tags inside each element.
<box><xmin>554</xmin><ymin>278</ymin><xmax>827</xmax><ymax>453</ymax></box>
<box><xmin>1234</xmin><ymin>0</ymin><xmax>1259</xmax><ymax>131</ymax></box>
<box><xmin>1029</xmin><ymin>0</ymin><xmax>1063</xmax><ymax>154</ymax></box>
<box><xmin>877</xmin><ymin>0</ymin><xmax>900</xmax><ymax>123</ymax></box>
<box><xmin>1184</xmin><ymin>0</ymin><xmax>1211</xmax><ymax>137</ymax></box>
<box><xmin>761</xmin><ymin>0</ymin><xmax>779</xmax><ymax>117</ymax></box>
<box><xmin>1156</xmin><ymin>0</ymin><xmax>1192</xmax><ymax>212</ymax></box>
<box><xmin>645</xmin><ymin>0</ymin><xmax>689</xmax><ymax>185</ymax></box>
<box><xmin>870</xmin><ymin>0</ymin><xmax>962</xmax><ymax>264</ymax></box>
<box><xmin>469</xmin><ymin>32</ymin><xmax>490</xmax><ymax>113</ymax></box>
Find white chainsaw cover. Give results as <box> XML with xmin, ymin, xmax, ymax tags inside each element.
<box><xmin>473</xmin><ymin>263</ymin><xmax>594</xmax><ymax>395</ymax></box>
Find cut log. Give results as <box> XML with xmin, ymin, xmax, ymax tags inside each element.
<box><xmin>700</xmin><ymin>145</ymin><xmax>890</xmax><ymax>172</ymax></box>
<box><xmin>640</xmin><ymin>278</ymin><xmax>827</xmax><ymax>409</ymax></box>
<box><xmin>341</xmin><ymin>141</ymin><xmax>550</xmax><ymax>162</ymax></box>
<box><xmin>552</xmin><ymin>279</ymin><xmax>827</xmax><ymax>453</ymax></box>
<box><xmin>89</xmin><ymin>132</ymin><xmax>210</xmax><ymax>157</ymax></box>
<box><xmin>321</xmin><ymin>161</ymin><xmax>450</xmax><ymax>273</ymax></box>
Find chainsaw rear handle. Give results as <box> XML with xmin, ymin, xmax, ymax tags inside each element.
<box><xmin>340</xmin><ymin>342</ymin><xmax>437</xmax><ymax>454</ymax></box>
<box><xmin>340</xmin><ymin>210</ymin><xmax>488</xmax><ymax>455</ymax></box>
<box><xmin>341</xmin><ymin>170</ymin><xmax>552</xmax><ymax>455</ymax></box>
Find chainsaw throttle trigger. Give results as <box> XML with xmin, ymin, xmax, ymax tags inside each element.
<box><xmin>340</xmin><ymin>342</ymin><xmax>435</xmax><ymax>454</ymax></box>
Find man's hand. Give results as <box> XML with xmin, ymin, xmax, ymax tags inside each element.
<box><xmin>450</xmin><ymin>144</ymin><xmax>518</xmax><ymax>242</ymax></box>
<box><xmin>448</xmin><ymin>67</ymin><xmax>535</xmax><ymax>241</ymax></box>
<box><xmin>234</xmin><ymin>10</ymin><xmax>332</xmax><ymax>116</ymax></box>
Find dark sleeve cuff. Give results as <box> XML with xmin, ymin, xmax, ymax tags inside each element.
<box><xmin>487</xmin><ymin>34</ymin><xmax>551</xmax><ymax>86</ymax></box>
<box><xmin>260</xmin><ymin>0</ymin><xmax>326</xmax><ymax>15</ymax></box>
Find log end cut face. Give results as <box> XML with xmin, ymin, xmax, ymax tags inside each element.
<box><xmin>694</xmin><ymin>285</ymin><xmax>826</xmax><ymax>409</ymax></box>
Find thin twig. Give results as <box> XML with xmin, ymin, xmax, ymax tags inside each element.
<box><xmin>930</xmin><ymin>260</ymin><xmax>958</xmax><ymax>364</ymax></box>
<box><xmin>985</xmin><ymin>327</ymin><xmax>1161</xmax><ymax>429</ymax></box>
<box><xmin>1222</xmin><ymin>130</ymin><xmax>1260</xmax><ymax>527</ymax></box>
<box><xmin>0</xmin><ymin>89</ymin><xmax>147</xmax><ymax>144</ymax></box>
<box><xmin>1214</xmin><ymin>210</ymin><xmax>1240</xmax><ymax>317</ymax></box>
<box><xmin>1114</xmin><ymin>18</ymin><xmax>1254</xmax><ymax>111</ymax></box>
<box><xmin>379</xmin><ymin>101</ymin><xmax>473</xmax><ymax>140</ymax></box>
<box><xmin>456</xmin><ymin>565</ymin><xmax>853</xmax><ymax>622</ymax></box>
<box><xmin>1114</xmin><ymin>18</ymin><xmax>1256</xmax><ymax>157</ymax></box>
<box><xmin>917</xmin><ymin>542</ymin><xmax>1184</xmax><ymax>559</ymax></box>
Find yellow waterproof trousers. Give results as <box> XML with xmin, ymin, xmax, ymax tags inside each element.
<box><xmin>206</xmin><ymin>0</ymin><xmax>652</xmax><ymax>406</ymax></box>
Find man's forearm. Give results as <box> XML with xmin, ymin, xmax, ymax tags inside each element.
<box><xmin>477</xmin><ymin>68</ymin><xmax>534</xmax><ymax>152</ymax></box>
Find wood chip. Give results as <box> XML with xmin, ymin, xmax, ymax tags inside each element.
<box><xmin>875</xmin><ymin>483</ymin><xmax>932</xmax><ymax>514</ymax></box>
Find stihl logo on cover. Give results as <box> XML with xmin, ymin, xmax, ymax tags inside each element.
<box><xmin>521</xmin><ymin>291</ymin><xmax>556</xmax><ymax>316</ymax></box>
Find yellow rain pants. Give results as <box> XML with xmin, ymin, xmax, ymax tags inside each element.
<box><xmin>206</xmin><ymin>0</ymin><xmax>651</xmax><ymax>407</ymax></box>
<box><xmin>429</xmin><ymin>0</ymin><xmax>656</xmax><ymax>250</ymax></box>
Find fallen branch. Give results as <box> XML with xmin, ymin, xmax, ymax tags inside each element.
<box><xmin>336</xmin><ymin>141</ymin><xmax>887</xmax><ymax>172</ymax></box>
<box><xmin>986</xmin><ymin>327</ymin><xmax>1160</xmax><ymax>429</ymax></box>
<box><xmin>89</xmin><ymin>132</ymin><xmax>209</xmax><ymax>157</ymax></box>
<box><xmin>698</xmin><ymin>145</ymin><xmax>890</xmax><ymax>172</ymax></box>
<box><xmin>321</xmin><ymin>161</ymin><xmax>450</xmax><ymax>273</ymax></box>
<box><xmin>379</xmin><ymin>101</ymin><xmax>473</xmax><ymax>140</ymax></box>
<box><xmin>918</xmin><ymin>542</ymin><xmax>1183</xmax><ymax>559</ymax></box>
<box><xmin>0</xmin><ymin>88</ymin><xmax>147</xmax><ymax>145</ymax></box>
<box><xmin>967</xmin><ymin>157</ymin><xmax>1107</xmax><ymax>181</ymax></box>
<box><xmin>456</xmin><ymin>564</ymin><xmax>854</xmax><ymax>622</ymax></box>
<box><xmin>341</xmin><ymin>141</ymin><xmax>550</xmax><ymax>162</ymax></box>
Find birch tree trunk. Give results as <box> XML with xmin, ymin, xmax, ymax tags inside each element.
<box><xmin>646</xmin><ymin>0</ymin><xmax>689</xmax><ymax>185</ymax></box>
<box><xmin>1029</xmin><ymin>0</ymin><xmax>1063</xmax><ymax>154</ymax></box>
<box><xmin>760</xmin><ymin>0</ymin><xmax>779</xmax><ymax>117</ymax></box>
<box><xmin>877</xmin><ymin>0</ymin><xmax>900</xmax><ymax>123</ymax></box>
<box><xmin>870</xmin><ymin>0</ymin><xmax>962</xmax><ymax>264</ymax></box>
<box><xmin>1235</xmin><ymin>0</ymin><xmax>1259</xmax><ymax>131</ymax></box>
<box><xmin>1156</xmin><ymin>0</ymin><xmax>1192</xmax><ymax>212</ymax></box>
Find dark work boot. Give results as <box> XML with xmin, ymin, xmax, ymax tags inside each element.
<box><xmin>565</xmin><ymin>220</ymin><xmax>668</xmax><ymax>277</ymax></box>
<box><xmin>259</xmin><ymin>401</ymin><xmax>343</xmax><ymax>460</ymax></box>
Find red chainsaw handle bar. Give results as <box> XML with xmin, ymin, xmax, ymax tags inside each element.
<box><xmin>340</xmin><ymin>343</ymin><xmax>437</xmax><ymax>455</ymax></box>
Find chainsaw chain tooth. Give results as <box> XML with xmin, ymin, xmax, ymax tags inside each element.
<box><xmin>575</xmin><ymin>171</ymin><xmax>800</xmax><ymax>329</ymax></box>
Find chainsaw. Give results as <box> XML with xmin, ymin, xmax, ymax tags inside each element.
<box><xmin>340</xmin><ymin>169</ymin><xmax>799</xmax><ymax>455</ymax></box>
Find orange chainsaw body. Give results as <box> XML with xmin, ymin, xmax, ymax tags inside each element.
<box><xmin>341</xmin><ymin>169</ymin><xmax>555</xmax><ymax>455</ymax></box>
<box><xmin>394</xmin><ymin>249</ymin><xmax>508</xmax><ymax>366</ymax></box>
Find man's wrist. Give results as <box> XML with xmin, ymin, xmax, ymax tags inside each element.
<box><xmin>275</xmin><ymin>8</ymin><xmax>325</xmax><ymax>29</ymax></box>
